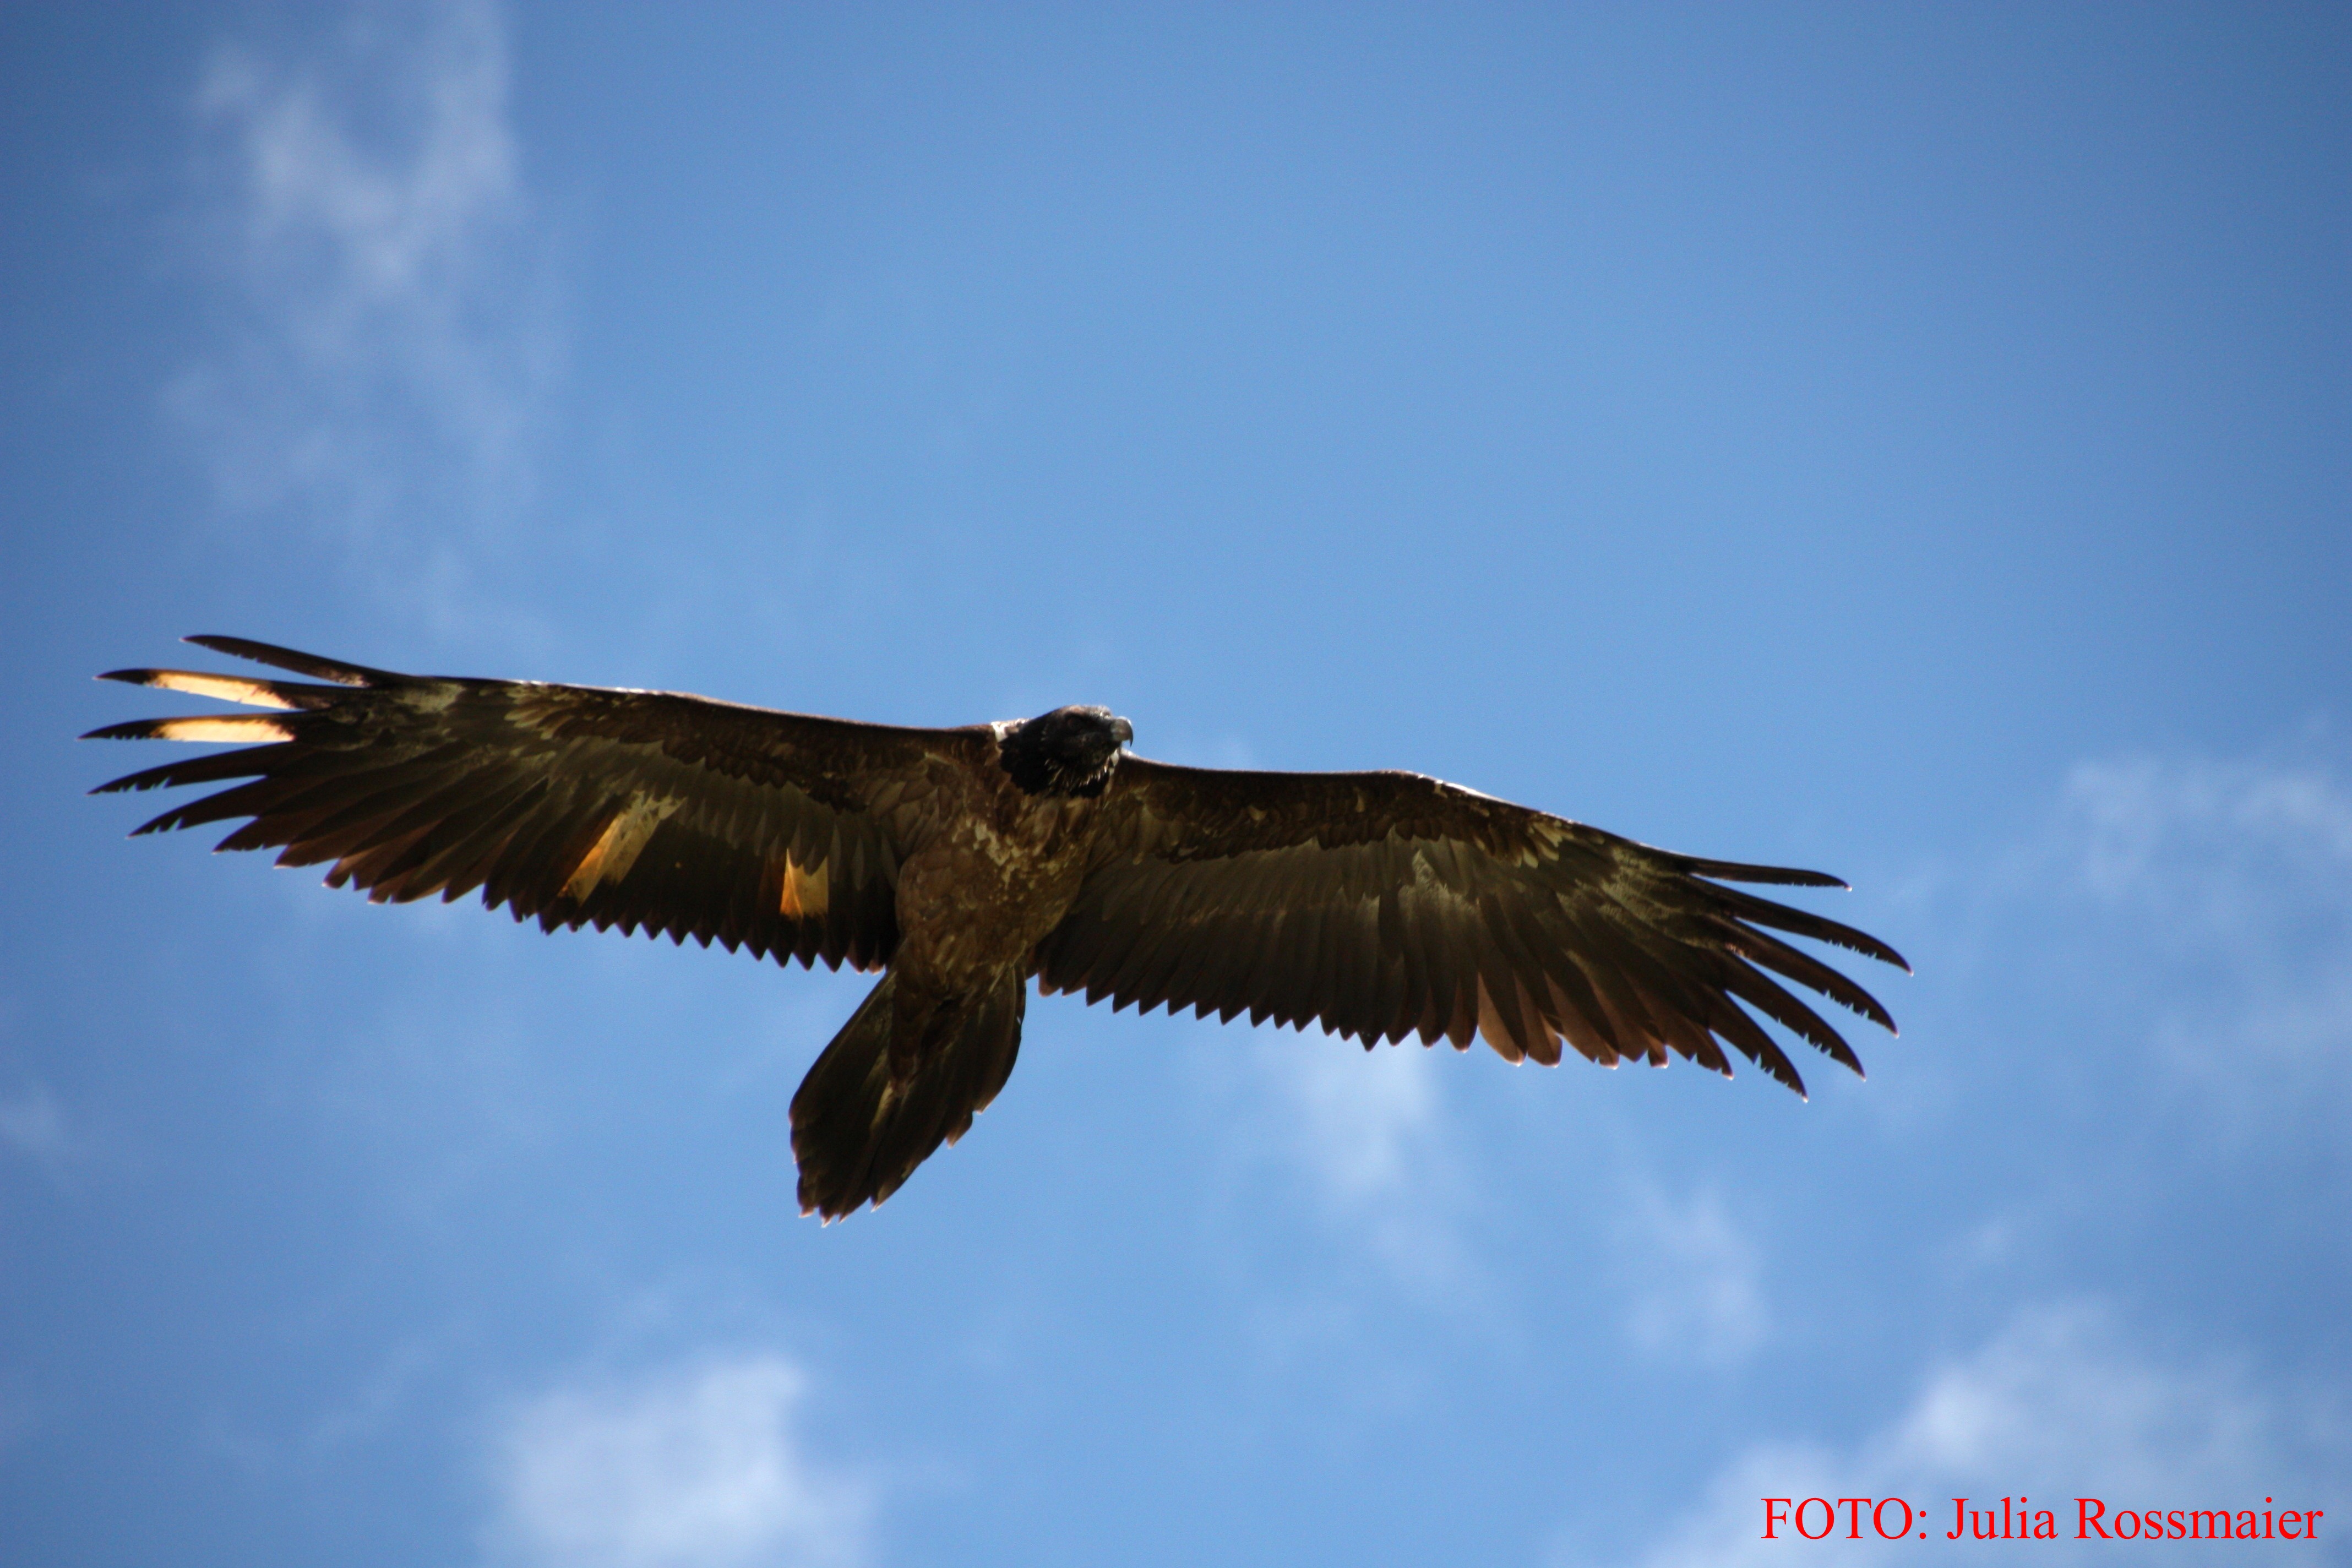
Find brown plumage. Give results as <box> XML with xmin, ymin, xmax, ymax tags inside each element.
<box><xmin>88</xmin><ymin>637</ymin><xmax>1908</xmax><ymax>1220</ymax></box>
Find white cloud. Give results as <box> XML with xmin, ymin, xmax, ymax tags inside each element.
<box><xmin>172</xmin><ymin>0</ymin><xmax>558</xmax><ymax>616</ymax></box>
<box><xmin>1613</xmin><ymin>1181</ymin><xmax>1766</xmax><ymax>1366</ymax></box>
<box><xmin>0</xmin><ymin>1085</ymin><xmax>72</xmax><ymax>1173</ymax></box>
<box><xmin>2048</xmin><ymin>754</ymin><xmax>2352</xmax><ymax>1124</ymax></box>
<box><xmin>1265</xmin><ymin>1028</ymin><xmax>1441</xmax><ymax>1206</ymax></box>
<box><xmin>1239</xmin><ymin>1028</ymin><xmax>1489</xmax><ymax>1302</ymax></box>
<box><xmin>486</xmin><ymin>1351</ymin><xmax>870</xmax><ymax>1568</ymax></box>
<box><xmin>2063</xmin><ymin>756</ymin><xmax>2352</xmax><ymax>900</ymax></box>
<box><xmin>1600</xmin><ymin>1303</ymin><xmax>2337</xmax><ymax>1567</ymax></box>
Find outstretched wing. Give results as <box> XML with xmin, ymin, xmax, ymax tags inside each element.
<box><xmin>86</xmin><ymin>636</ymin><xmax>972</xmax><ymax>972</ymax></box>
<box><xmin>1036</xmin><ymin>756</ymin><xmax>1908</xmax><ymax>1095</ymax></box>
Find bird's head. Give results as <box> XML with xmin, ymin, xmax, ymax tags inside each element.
<box><xmin>998</xmin><ymin>705</ymin><xmax>1134</xmax><ymax>798</ymax></box>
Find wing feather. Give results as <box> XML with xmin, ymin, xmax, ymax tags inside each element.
<box><xmin>88</xmin><ymin>639</ymin><xmax>967</xmax><ymax>972</ymax></box>
<box><xmin>1035</xmin><ymin>755</ymin><xmax>1905</xmax><ymax>1093</ymax></box>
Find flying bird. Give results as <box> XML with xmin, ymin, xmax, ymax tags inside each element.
<box><xmin>88</xmin><ymin>637</ymin><xmax>1907</xmax><ymax>1220</ymax></box>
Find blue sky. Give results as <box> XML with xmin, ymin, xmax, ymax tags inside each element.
<box><xmin>3</xmin><ymin>4</ymin><xmax>2348</xmax><ymax>1564</ymax></box>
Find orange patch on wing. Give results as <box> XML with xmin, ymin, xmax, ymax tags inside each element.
<box><xmin>148</xmin><ymin>715</ymin><xmax>296</xmax><ymax>743</ymax></box>
<box><xmin>143</xmin><ymin>672</ymin><xmax>298</xmax><ymax>710</ymax></box>
<box><xmin>776</xmin><ymin>854</ymin><xmax>829</xmax><ymax>918</ymax></box>
<box><xmin>562</xmin><ymin>793</ymin><xmax>678</xmax><ymax>899</ymax></box>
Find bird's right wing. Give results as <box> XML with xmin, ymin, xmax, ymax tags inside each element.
<box><xmin>87</xmin><ymin>636</ymin><xmax>977</xmax><ymax>972</ymax></box>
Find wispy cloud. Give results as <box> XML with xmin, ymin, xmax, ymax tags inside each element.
<box><xmin>2062</xmin><ymin>756</ymin><xmax>2352</xmax><ymax>897</ymax></box>
<box><xmin>0</xmin><ymin>1085</ymin><xmax>73</xmax><ymax>1176</ymax></box>
<box><xmin>1611</xmin><ymin>1180</ymin><xmax>1766</xmax><ymax>1366</ymax></box>
<box><xmin>1894</xmin><ymin>747</ymin><xmax>2352</xmax><ymax>1151</ymax></box>
<box><xmin>1266</xmin><ymin>1029</ymin><xmax>1442</xmax><ymax>1206</ymax></box>
<box><xmin>2046</xmin><ymin>753</ymin><xmax>2352</xmax><ymax>1126</ymax></box>
<box><xmin>172</xmin><ymin>0</ymin><xmax>559</xmax><ymax>622</ymax></box>
<box><xmin>485</xmin><ymin>1350</ymin><xmax>871</xmax><ymax>1568</ymax></box>
<box><xmin>1233</xmin><ymin>1027</ymin><xmax>1485</xmax><ymax>1303</ymax></box>
<box><xmin>1603</xmin><ymin>1303</ymin><xmax>2338</xmax><ymax>1567</ymax></box>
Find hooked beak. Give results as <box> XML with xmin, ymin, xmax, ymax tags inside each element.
<box><xmin>1112</xmin><ymin>716</ymin><xmax>1134</xmax><ymax>749</ymax></box>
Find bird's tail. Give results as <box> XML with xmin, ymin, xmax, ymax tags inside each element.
<box><xmin>789</xmin><ymin>970</ymin><xmax>1026</xmax><ymax>1221</ymax></box>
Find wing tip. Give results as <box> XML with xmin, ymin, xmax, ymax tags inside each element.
<box><xmin>1684</xmin><ymin>855</ymin><xmax>1849</xmax><ymax>890</ymax></box>
<box><xmin>81</xmin><ymin>719</ymin><xmax>160</xmax><ymax>741</ymax></box>
<box><xmin>96</xmin><ymin>666</ymin><xmax>349</xmax><ymax>712</ymax></box>
<box><xmin>181</xmin><ymin>634</ymin><xmax>387</xmax><ymax>687</ymax></box>
<box><xmin>80</xmin><ymin>715</ymin><xmax>296</xmax><ymax>744</ymax></box>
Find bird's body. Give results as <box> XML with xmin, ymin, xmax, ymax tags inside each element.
<box><xmin>88</xmin><ymin>637</ymin><xmax>1905</xmax><ymax>1219</ymax></box>
<box><xmin>892</xmin><ymin>725</ymin><xmax>1106</xmax><ymax>982</ymax></box>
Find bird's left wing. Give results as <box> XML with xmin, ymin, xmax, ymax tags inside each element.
<box><xmin>1035</xmin><ymin>756</ymin><xmax>1908</xmax><ymax>1095</ymax></box>
<box><xmin>87</xmin><ymin>637</ymin><xmax>973</xmax><ymax>972</ymax></box>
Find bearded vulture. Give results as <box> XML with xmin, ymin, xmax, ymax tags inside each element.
<box><xmin>88</xmin><ymin>637</ymin><xmax>1907</xmax><ymax>1219</ymax></box>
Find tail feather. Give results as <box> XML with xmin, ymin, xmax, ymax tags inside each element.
<box><xmin>790</xmin><ymin>972</ymin><xmax>1025</xmax><ymax>1221</ymax></box>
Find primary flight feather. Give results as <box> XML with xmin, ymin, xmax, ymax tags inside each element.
<box><xmin>88</xmin><ymin>637</ymin><xmax>1907</xmax><ymax>1219</ymax></box>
